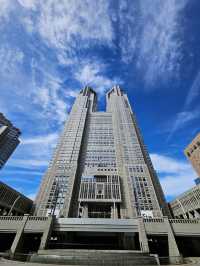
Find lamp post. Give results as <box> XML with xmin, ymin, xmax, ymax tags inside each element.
<box><xmin>8</xmin><ymin>195</ymin><xmax>21</xmax><ymax>216</ymax></box>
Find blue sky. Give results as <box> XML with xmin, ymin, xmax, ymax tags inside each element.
<box><xmin>0</xmin><ymin>0</ymin><xmax>200</xmax><ymax>202</ymax></box>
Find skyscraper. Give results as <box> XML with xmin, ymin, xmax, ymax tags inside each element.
<box><xmin>35</xmin><ymin>86</ymin><xmax>170</xmax><ymax>218</ymax></box>
<box><xmin>184</xmin><ymin>132</ymin><xmax>200</xmax><ymax>178</ymax></box>
<box><xmin>0</xmin><ymin>113</ymin><xmax>21</xmax><ymax>169</ymax></box>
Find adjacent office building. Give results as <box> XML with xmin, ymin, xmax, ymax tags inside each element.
<box><xmin>0</xmin><ymin>113</ymin><xmax>21</xmax><ymax>169</ymax></box>
<box><xmin>184</xmin><ymin>133</ymin><xmax>200</xmax><ymax>177</ymax></box>
<box><xmin>170</xmin><ymin>133</ymin><xmax>200</xmax><ymax>219</ymax></box>
<box><xmin>35</xmin><ymin>86</ymin><xmax>170</xmax><ymax>218</ymax></box>
<box><xmin>170</xmin><ymin>184</ymin><xmax>200</xmax><ymax>219</ymax></box>
<box><xmin>0</xmin><ymin>181</ymin><xmax>33</xmax><ymax>216</ymax></box>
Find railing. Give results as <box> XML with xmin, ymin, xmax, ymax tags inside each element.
<box><xmin>28</xmin><ymin>216</ymin><xmax>48</xmax><ymax>221</ymax></box>
<box><xmin>169</xmin><ymin>218</ymin><xmax>200</xmax><ymax>224</ymax></box>
<box><xmin>143</xmin><ymin>218</ymin><xmax>164</xmax><ymax>223</ymax></box>
<box><xmin>0</xmin><ymin>216</ymin><xmax>23</xmax><ymax>221</ymax></box>
<box><xmin>143</xmin><ymin>217</ymin><xmax>200</xmax><ymax>224</ymax></box>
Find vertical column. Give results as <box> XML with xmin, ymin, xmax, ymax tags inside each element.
<box><xmin>82</xmin><ymin>204</ymin><xmax>88</xmax><ymax>218</ymax></box>
<box><xmin>39</xmin><ymin>215</ymin><xmax>54</xmax><ymax>250</ymax></box>
<box><xmin>188</xmin><ymin>212</ymin><xmax>194</xmax><ymax>219</ymax></box>
<box><xmin>194</xmin><ymin>210</ymin><xmax>200</xmax><ymax>218</ymax></box>
<box><xmin>111</xmin><ymin>203</ymin><xmax>118</xmax><ymax>219</ymax></box>
<box><xmin>10</xmin><ymin>214</ymin><xmax>29</xmax><ymax>258</ymax></box>
<box><xmin>138</xmin><ymin>217</ymin><xmax>149</xmax><ymax>253</ymax></box>
<box><xmin>163</xmin><ymin>217</ymin><xmax>182</xmax><ymax>264</ymax></box>
<box><xmin>123</xmin><ymin>233</ymin><xmax>136</xmax><ymax>250</ymax></box>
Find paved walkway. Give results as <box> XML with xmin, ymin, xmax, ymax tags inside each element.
<box><xmin>1</xmin><ymin>258</ymin><xmax>200</xmax><ymax>266</ymax></box>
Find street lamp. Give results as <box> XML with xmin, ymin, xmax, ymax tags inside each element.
<box><xmin>8</xmin><ymin>195</ymin><xmax>21</xmax><ymax>216</ymax></box>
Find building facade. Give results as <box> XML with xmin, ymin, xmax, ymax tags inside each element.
<box><xmin>0</xmin><ymin>181</ymin><xmax>33</xmax><ymax>216</ymax></box>
<box><xmin>170</xmin><ymin>184</ymin><xmax>200</xmax><ymax>219</ymax></box>
<box><xmin>34</xmin><ymin>86</ymin><xmax>170</xmax><ymax>219</ymax></box>
<box><xmin>184</xmin><ymin>133</ymin><xmax>200</xmax><ymax>177</ymax></box>
<box><xmin>0</xmin><ymin>113</ymin><xmax>21</xmax><ymax>169</ymax></box>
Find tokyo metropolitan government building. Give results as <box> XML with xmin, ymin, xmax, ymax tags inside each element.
<box><xmin>34</xmin><ymin>86</ymin><xmax>170</xmax><ymax>219</ymax></box>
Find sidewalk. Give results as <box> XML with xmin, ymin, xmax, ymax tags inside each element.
<box><xmin>1</xmin><ymin>257</ymin><xmax>200</xmax><ymax>266</ymax></box>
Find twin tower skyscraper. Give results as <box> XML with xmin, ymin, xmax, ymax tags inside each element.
<box><xmin>34</xmin><ymin>86</ymin><xmax>170</xmax><ymax>219</ymax></box>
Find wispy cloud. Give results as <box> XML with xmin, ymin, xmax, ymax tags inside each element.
<box><xmin>22</xmin><ymin>0</ymin><xmax>114</xmax><ymax>51</ymax></box>
<box><xmin>8</xmin><ymin>159</ymin><xmax>48</xmax><ymax>168</ymax></box>
<box><xmin>0</xmin><ymin>46</ymin><xmax>24</xmax><ymax>77</ymax></box>
<box><xmin>151</xmin><ymin>153</ymin><xmax>196</xmax><ymax>197</ymax></box>
<box><xmin>2</xmin><ymin>169</ymin><xmax>44</xmax><ymax>176</ymax></box>
<box><xmin>185</xmin><ymin>70</ymin><xmax>200</xmax><ymax>108</ymax></box>
<box><xmin>75</xmin><ymin>62</ymin><xmax>122</xmax><ymax>95</ymax></box>
<box><xmin>0</xmin><ymin>0</ymin><xmax>15</xmax><ymax>22</ymax></box>
<box><xmin>6</xmin><ymin>133</ymin><xmax>59</xmax><ymax>171</ymax></box>
<box><xmin>22</xmin><ymin>133</ymin><xmax>58</xmax><ymax>145</ymax></box>
<box><xmin>31</xmin><ymin>61</ymin><xmax>70</xmax><ymax>125</ymax></box>
<box><xmin>167</xmin><ymin>108</ymin><xmax>200</xmax><ymax>140</ymax></box>
<box><xmin>119</xmin><ymin>0</ymin><xmax>187</xmax><ymax>85</ymax></box>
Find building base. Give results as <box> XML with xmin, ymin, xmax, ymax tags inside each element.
<box><xmin>1</xmin><ymin>216</ymin><xmax>200</xmax><ymax>264</ymax></box>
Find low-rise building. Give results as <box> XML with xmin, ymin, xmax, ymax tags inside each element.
<box><xmin>0</xmin><ymin>181</ymin><xmax>33</xmax><ymax>216</ymax></box>
<box><xmin>169</xmin><ymin>184</ymin><xmax>200</xmax><ymax>219</ymax></box>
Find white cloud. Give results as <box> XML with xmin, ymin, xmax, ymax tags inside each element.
<box><xmin>185</xmin><ymin>70</ymin><xmax>200</xmax><ymax>108</ymax></box>
<box><xmin>8</xmin><ymin>133</ymin><xmax>60</xmax><ymax>170</ymax></box>
<box><xmin>75</xmin><ymin>62</ymin><xmax>122</xmax><ymax>95</ymax></box>
<box><xmin>22</xmin><ymin>133</ymin><xmax>58</xmax><ymax>145</ymax></box>
<box><xmin>151</xmin><ymin>153</ymin><xmax>192</xmax><ymax>174</ymax></box>
<box><xmin>8</xmin><ymin>158</ymin><xmax>49</xmax><ymax>168</ymax></box>
<box><xmin>0</xmin><ymin>46</ymin><xmax>24</xmax><ymax>76</ymax></box>
<box><xmin>64</xmin><ymin>89</ymin><xmax>79</xmax><ymax>98</ymax></box>
<box><xmin>0</xmin><ymin>0</ymin><xmax>188</xmax><ymax>89</ymax></box>
<box><xmin>119</xmin><ymin>0</ymin><xmax>187</xmax><ymax>85</ymax></box>
<box><xmin>35</xmin><ymin>0</ymin><xmax>113</xmax><ymax>50</ymax></box>
<box><xmin>0</xmin><ymin>0</ymin><xmax>14</xmax><ymax>22</ymax></box>
<box><xmin>2</xmin><ymin>169</ymin><xmax>43</xmax><ymax>176</ymax></box>
<box><xmin>17</xmin><ymin>0</ymin><xmax>37</xmax><ymax>10</ymax></box>
<box><xmin>167</xmin><ymin>108</ymin><xmax>200</xmax><ymax>140</ymax></box>
<box><xmin>150</xmin><ymin>153</ymin><xmax>196</xmax><ymax>198</ymax></box>
<box><xmin>31</xmin><ymin>61</ymin><xmax>69</xmax><ymax>124</ymax></box>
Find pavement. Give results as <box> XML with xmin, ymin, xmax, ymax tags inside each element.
<box><xmin>1</xmin><ymin>257</ymin><xmax>200</xmax><ymax>266</ymax></box>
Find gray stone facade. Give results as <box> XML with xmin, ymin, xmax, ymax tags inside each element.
<box><xmin>34</xmin><ymin>86</ymin><xmax>170</xmax><ymax>218</ymax></box>
<box><xmin>170</xmin><ymin>184</ymin><xmax>200</xmax><ymax>219</ymax></box>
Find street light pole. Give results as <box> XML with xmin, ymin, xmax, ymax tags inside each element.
<box><xmin>8</xmin><ymin>195</ymin><xmax>21</xmax><ymax>216</ymax></box>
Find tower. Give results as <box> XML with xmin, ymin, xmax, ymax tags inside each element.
<box><xmin>34</xmin><ymin>86</ymin><xmax>170</xmax><ymax>218</ymax></box>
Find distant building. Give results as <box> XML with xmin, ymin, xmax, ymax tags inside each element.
<box><xmin>169</xmin><ymin>184</ymin><xmax>200</xmax><ymax>219</ymax></box>
<box><xmin>184</xmin><ymin>133</ymin><xmax>200</xmax><ymax>178</ymax></box>
<box><xmin>0</xmin><ymin>113</ymin><xmax>21</xmax><ymax>169</ymax></box>
<box><xmin>0</xmin><ymin>181</ymin><xmax>33</xmax><ymax>216</ymax></box>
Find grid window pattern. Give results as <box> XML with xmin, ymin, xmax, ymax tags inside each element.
<box><xmin>79</xmin><ymin>175</ymin><xmax>121</xmax><ymax>202</ymax></box>
<box><xmin>131</xmin><ymin>176</ymin><xmax>153</xmax><ymax>212</ymax></box>
<box><xmin>83</xmin><ymin>114</ymin><xmax>117</xmax><ymax>171</ymax></box>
